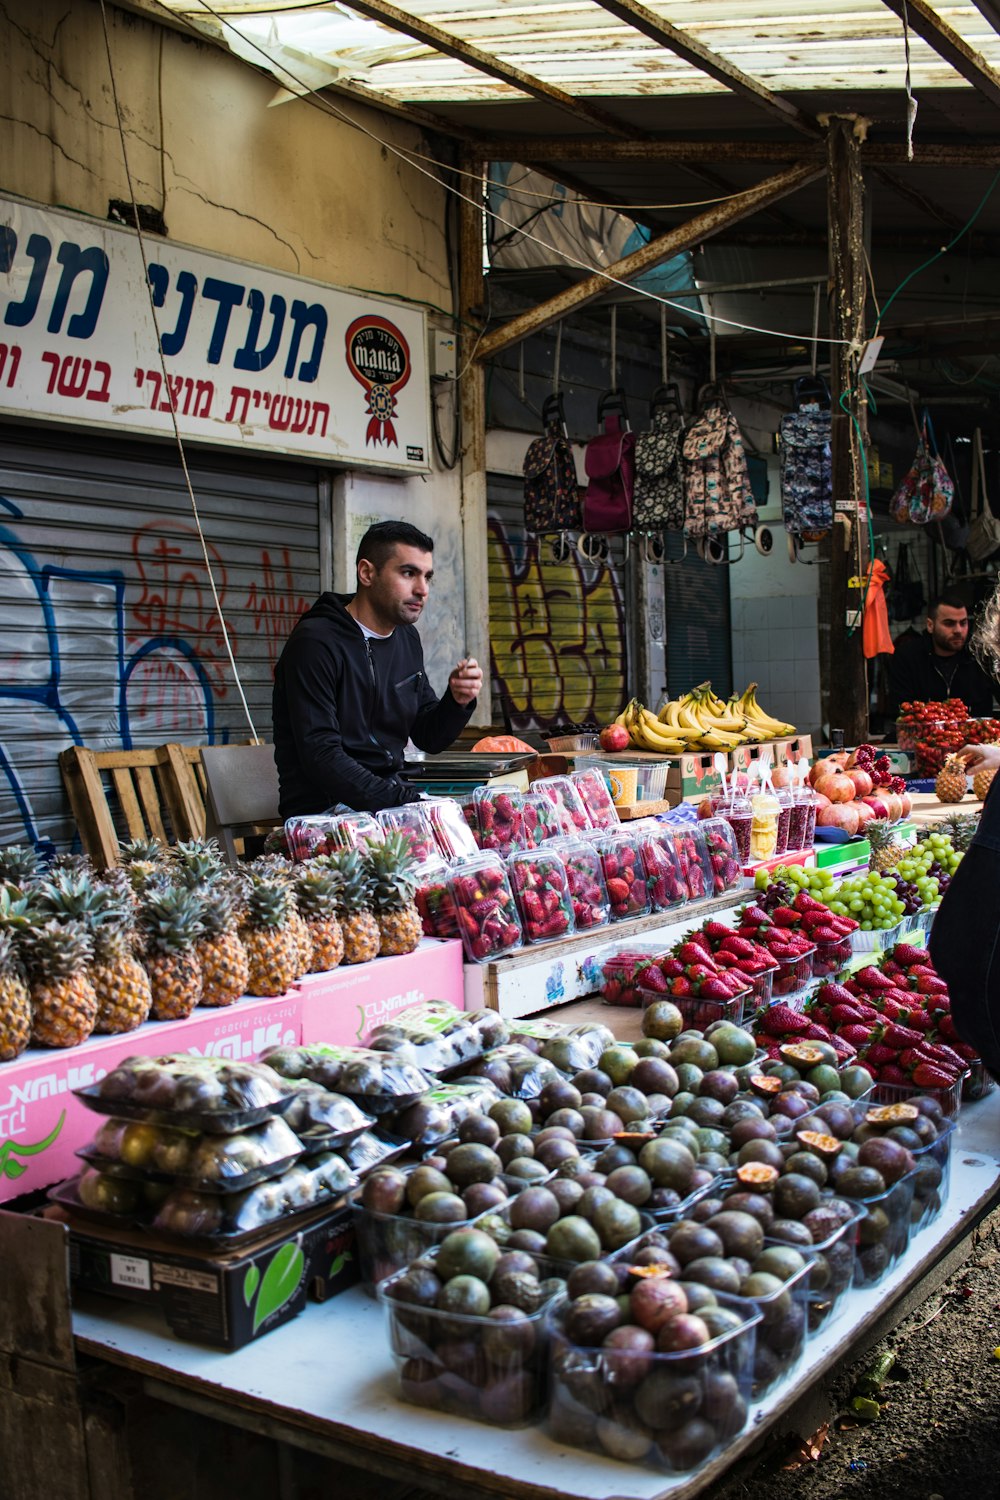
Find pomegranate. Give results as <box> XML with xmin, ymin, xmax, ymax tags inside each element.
<box><xmin>809</xmin><ymin>755</ymin><xmax>848</xmax><ymax>788</ymax></box>
<box><xmin>883</xmin><ymin>792</ymin><xmax>903</xmax><ymax>822</ymax></box>
<box><xmin>817</xmin><ymin>802</ymin><xmax>861</xmax><ymax>836</ymax></box>
<box><xmin>599</xmin><ymin>724</ymin><xmax>630</xmax><ymax>752</ymax></box>
<box><xmin>855</xmin><ymin>801</ymin><xmax>877</xmax><ymax>827</ymax></box>
<box><xmin>771</xmin><ymin>763</ymin><xmax>795</xmax><ymax>788</ymax></box>
<box><xmin>899</xmin><ymin>792</ymin><xmax>912</xmax><ymax>818</ymax></box>
<box><xmin>814</xmin><ymin>771</ymin><xmax>855</xmax><ymax>804</ymax></box>
<box><xmin>862</xmin><ymin>794</ymin><xmax>889</xmax><ymax>820</ymax></box>
<box><xmin>846</xmin><ymin>768</ymin><xmax>873</xmax><ymax>798</ymax></box>
<box><xmin>813</xmin><ymin>792</ymin><xmax>831</xmax><ymax>814</ymax></box>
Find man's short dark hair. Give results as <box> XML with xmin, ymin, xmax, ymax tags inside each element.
<box><xmin>356</xmin><ymin>521</ymin><xmax>434</xmax><ymax>573</ymax></box>
<box><xmin>928</xmin><ymin>594</ymin><xmax>969</xmax><ymax>618</ymax></box>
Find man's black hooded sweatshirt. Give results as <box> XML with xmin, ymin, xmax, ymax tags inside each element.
<box><xmin>273</xmin><ymin>592</ymin><xmax>475</xmax><ymax>817</ymax></box>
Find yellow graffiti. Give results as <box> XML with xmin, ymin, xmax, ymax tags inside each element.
<box><xmin>488</xmin><ymin>522</ymin><xmax>625</xmax><ymax>730</ymax></box>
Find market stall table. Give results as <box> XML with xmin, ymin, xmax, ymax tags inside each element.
<box><xmin>66</xmin><ymin>1051</ymin><xmax>1000</xmax><ymax>1500</ymax></box>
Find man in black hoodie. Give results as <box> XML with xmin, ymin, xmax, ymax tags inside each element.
<box><xmin>273</xmin><ymin>521</ymin><xmax>481</xmax><ymax>816</ymax></box>
<box><xmin>884</xmin><ymin>594</ymin><xmax>997</xmax><ymax>721</ymax></box>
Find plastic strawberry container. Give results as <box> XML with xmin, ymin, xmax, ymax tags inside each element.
<box><xmin>521</xmin><ymin>790</ymin><xmax>562</xmax><ymax>848</ymax></box>
<box><xmin>638</xmin><ymin>983</ymin><xmax>749</xmax><ymax>1030</ymax></box>
<box><xmin>810</xmin><ymin>934</ymin><xmax>853</xmax><ymax>979</ymax></box>
<box><xmin>447</xmin><ymin>852</ymin><xmax>524</xmax><ymax>963</ymax></box>
<box><xmin>423</xmin><ymin>798</ymin><xmax>480</xmax><ymax>861</ymax></box>
<box><xmin>283</xmin><ymin>815</ymin><xmax>343</xmax><ymax>861</ymax></box>
<box><xmin>414</xmin><ymin>860</ymin><xmax>461</xmax><ymax>940</ymax></box>
<box><xmin>459</xmin><ymin>796</ymin><xmax>484</xmax><ymax>849</ymax></box>
<box><xmin>634</xmin><ymin>823</ymin><xmax>687</xmax><ymax>911</ymax></box>
<box><xmin>665</xmin><ymin>825</ymin><xmax>716</xmax><ymax>904</ymax></box>
<box><xmin>699</xmin><ymin>818</ymin><xmax>744</xmax><ymax>894</ymax></box>
<box><xmin>849</xmin><ymin>921</ymin><xmax>904</xmax><ymax>955</ymax></box>
<box><xmin>601</xmin><ymin>948</ymin><xmax>661</xmax><ymax>1007</ymax></box>
<box><xmin>377</xmin><ymin>805</ymin><xmax>439</xmax><ymax>864</ymax></box>
<box><xmin>473</xmin><ymin>786</ymin><xmax>526</xmax><ymax>857</ymax></box>
<box><xmin>569</xmin><ymin>766</ymin><xmax>620</xmax><ymax>830</ymax></box>
<box><xmin>507</xmin><ymin>847</ymin><xmax>576</xmax><ymax>945</ymax></box>
<box><xmin>532</xmin><ymin>774</ymin><xmax>593</xmax><ymax>836</ymax></box>
<box><xmin>549</xmin><ymin>836</ymin><xmax>610</xmax><ymax>930</ymax></box>
<box><xmin>962</xmin><ymin>1057</ymin><xmax>997</xmax><ymax>1102</ymax></box>
<box><xmin>589</xmin><ymin>829</ymin><xmax>651</xmax><ymax>921</ymax></box>
<box><xmin>547</xmin><ymin>1286</ymin><xmax>760</xmax><ymax>1472</ymax></box>
<box><xmin>769</xmin><ymin>947</ymin><xmax>816</xmax><ymax>996</ymax></box>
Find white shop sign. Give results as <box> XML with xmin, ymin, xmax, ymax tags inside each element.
<box><xmin>0</xmin><ymin>194</ymin><xmax>430</xmax><ymax>472</ymax></box>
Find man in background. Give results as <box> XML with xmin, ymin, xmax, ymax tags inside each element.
<box><xmin>884</xmin><ymin>594</ymin><xmax>997</xmax><ymax>719</ymax></box>
<box><xmin>273</xmin><ymin>520</ymin><xmax>482</xmax><ymax>816</ymax></box>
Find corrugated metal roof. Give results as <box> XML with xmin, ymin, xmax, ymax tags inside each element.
<box><xmin>164</xmin><ymin>0</ymin><xmax>1000</xmax><ymax>102</ymax></box>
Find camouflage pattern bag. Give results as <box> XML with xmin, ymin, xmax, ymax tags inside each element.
<box><xmin>779</xmin><ymin>384</ymin><xmax>832</xmax><ymax>538</ymax></box>
<box><xmin>682</xmin><ymin>395</ymin><xmax>757</xmax><ymax>540</ymax></box>
<box><xmin>633</xmin><ymin>393</ymin><xmax>686</xmax><ymax>530</ymax></box>
<box><xmin>522</xmin><ymin>393</ymin><xmax>581</xmax><ymax>534</ymax></box>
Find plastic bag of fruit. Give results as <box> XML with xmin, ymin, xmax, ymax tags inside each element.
<box><xmin>368</xmin><ymin>999</ymin><xmax>507</xmax><ymax>1074</ymax></box>
<box><xmin>389</xmin><ymin>1079</ymin><xmax>505</xmax><ymax>1147</ymax></box>
<box><xmin>458</xmin><ymin>1042</ymin><xmax>563</xmax><ymax>1098</ymax></box>
<box><xmin>634</xmin><ymin>821</ymin><xmax>687</xmax><ymax>910</ymax></box>
<box><xmin>259</xmin><ymin>1043</ymin><xmax>434</xmax><ymax>1114</ymax></box>
<box><xmin>278</xmin><ymin>1082</ymin><xmax>376</xmax><ymax>1147</ymax></box>
<box><xmin>151</xmin><ymin>1150</ymin><xmax>355</xmax><ymax>1240</ymax></box>
<box><xmin>76</xmin><ymin>1055</ymin><xmax>295</xmax><ymax>1133</ymax></box>
<box><xmin>78</xmin><ymin>1113</ymin><xmax>305</xmax><ymax>1193</ymax></box>
<box><xmin>589</xmin><ymin>827</ymin><xmax>651</xmax><ymax>921</ymax></box>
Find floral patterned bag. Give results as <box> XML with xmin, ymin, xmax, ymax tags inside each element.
<box><xmin>682</xmin><ymin>393</ymin><xmax>757</xmax><ymax>540</ymax></box>
<box><xmin>633</xmin><ymin>386</ymin><xmax>686</xmax><ymax>530</ymax></box>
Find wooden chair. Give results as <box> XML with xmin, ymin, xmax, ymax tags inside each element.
<box><xmin>58</xmin><ymin>744</ymin><xmax>208</xmax><ymax>869</ymax></box>
<box><xmin>201</xmin><ymin>743</ymin><xmax>281</xmax><ymax>864</ymax></box>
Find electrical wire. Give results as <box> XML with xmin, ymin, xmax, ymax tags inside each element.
<box><xmin>155</xmin><ymin>0</ymin><xmax>849</xmax><ymax>349</ymax></box>
<box><xmin>98</xmin><ymin>0</ymin><xmax>260</xmax><ymax>745</ymax></box>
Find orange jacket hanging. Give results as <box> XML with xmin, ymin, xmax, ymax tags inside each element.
<box><xmin>863</xmin><ymin>558</ymin><xmax>895</xmax><ymax>659</ymax></box>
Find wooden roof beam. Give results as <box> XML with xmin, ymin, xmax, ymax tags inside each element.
<box><xmin>474</xmin><ymin>161</ymin><xmax>824</xmax><ymax>360</ymax></box>
<box><xmin>333</xmin><ymin>0</ymin><xmax>640</xmax><ymax>138</ymax></box>
<box><xmin>971</xmin><ymin>0</ymin><xmax>1000</xmax><ymax>37</ymax></box>
<box><xmin>880</xmin><ymin>0</ymin><xmax>1000</xmax><ymax>110</ymax></box>
<box><xmin>478</xmin><ymin>138</ymin><xmax>1000</xmax><ymax>167</ymax></box>
<box><xmin>591</xmin><ymin>0</ymin><xmax>820</xmax><ymax>137</ymax></box>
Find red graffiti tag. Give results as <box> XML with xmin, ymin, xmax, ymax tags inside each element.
<box><xmin>245</xmin><ymin>549</ymin><xmax>310</xmax><ymax>671</ymax></box>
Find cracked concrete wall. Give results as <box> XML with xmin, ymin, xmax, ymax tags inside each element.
<box><xmin>1</xmin><ymin>0</ymin><xmax>469</xmax><ymax>691</ymax></box>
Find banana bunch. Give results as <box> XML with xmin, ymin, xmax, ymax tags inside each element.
<box><xmin>655</xmin><ymin>681</ymin><xmax>796</xmax><ymax>752</ymax></box>
<box><xmin>613</xmin><ymin>699</ymin><xmax>688</xmax><ymax>754</ymax></box>
<box><xmin>732</xmin><ymin>682</ymin><xmax>796</xmax><ymax>741</ymax></box>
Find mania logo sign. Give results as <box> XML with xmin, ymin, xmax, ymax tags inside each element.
<box><xmin>345</xmin><ymin>315</ymin><xmax>411</xmax><ymax>447</ymax></box>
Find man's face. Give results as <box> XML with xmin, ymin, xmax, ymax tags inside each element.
<box><xmin>360</xmin><ymin>544</ymin><xmax>434</xmax><ymax>627</ymax></box>
<box><xmin>927</xmin><ymin>605</ymin><xmax>969</xmax><ymax>655</ymax></box>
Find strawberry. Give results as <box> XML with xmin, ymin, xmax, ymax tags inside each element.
<box><xmin>757</xmin><ymin>1004</ymin><xmax>811</xmax><ymax>1036</ymax></box>
<box><xmin>913</xmin><ymin>974</ymin><xmax>949</xmax><ymax>996</ymax></box>
<box><xmin>811</xmin><ymin>925</ymin><xmax>846</xmax><ymax>944</ymax></box>
<box><xmin>821</xmin><ymin>982</ymin><xmax>859</xmax><ymax>1007</ymax></box>
<box><xmin>469</xmin><ymin>896</ymin><xmax>499</xmax><ymax>920</ymax></box>
<box><xmin>936</xmin><ymin>1013</ymin><xmax>959</xmax><ymax>1041</ymax></box>
<box><xmin>894</xmin><ymin>943</ymin><xmax>931</xmax><ymax>966</ymax></box>
<box><xmin>470</xmin><ymin>935</ymin><xmax>492</xmax><ymax>960</ymax></box>
<box><xmin>641</xmin><ymin>965</ymin><xmax>669</xmax><ymax>993</ymax></box>
<box><xmin>879</xmin><ymin>1021</ymin><xmax>924</xmax><ymax>1049</ymax></box>
<box><xmin>838</xmin><ymin>1023</ymin><xmax>874</xmax><ymax>1048</ymax></box>
<box><xmin>686</xmin><ymin>963</ymin><xmax>718</xmax><ymax>981</ymax></box>
<box><xmin>677</xmin><ymin>939</ymin><xmax>713</xmax><ymax>965</ymax></box>
<box><xmin>704</xmin><ymin>920</ymin><xmax>735</xmax><ymax>941</ymax></box>
<box><xmin>829</xmin><ymin>1036</ymin><xmax>858</xmax><ymax>1061</ymax></box>
<box><xmin>910</xmin><ymin>1061</ymin><xmax>958</xmax><ymax>1088</ymax></box>
<box><xmin>719</xmin><ymin>934</ymin><xmax>756</xmax><ymax>959</ymax></box>
<box><xmin>699</xmin><ymin>978</ymin><xmax>733</xmax><ymax>1000</ymax></box>
<box><xmin>605</xmin><ymin>877</ymin><xmax>629</xmax><ymax>906</ymax></box>
<box><xmin>876</xmin><ymin>1062</ymin><xmax>908</xmax><ymax>1084</ymax></box>
<box><xmin>793</xmin><ymin>890</ymin><xmax>827</xmax><ymax>912</ymax></box>
<box><xmin>670</xmin><ymin>977</ymin><xmax>693</xmax><ymax>997</ymax></box>
<box><xmin>854</xmin><ymin>966</ymin><xmax>893</xmax><ymax>992</ymax></box>
<box><xmin>742</xmin><ymin>906</ymin><xmax>772</xmax><ymax>927</ymax></box>
<box><xmin>771</xmin><ymin>907</ymin><xmax>801</xmax><ymax>928</ymax></box>
<box><xmin>860</xmin><ymin>1042</ymin><xmax>898</xmax><ymax>1065</ymax></box>
<box><xmin>602</xmin><ymin>977</ymin><xmax>623</xmax><ymax>1003</ymax></box>
<box><xmin>800</xmin><ymin>1021</ymin><xmax>835</xmax><ymax>1041</ymax></box>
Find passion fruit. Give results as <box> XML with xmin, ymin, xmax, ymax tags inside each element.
<box><xmin>489</xmin><ymin>1099</ymin><xmax>534</xmax><ymax>1136</ymax></box>
<box><xmin>592</xmin><ymin>1197</ymin><xmax>643</xmax><ymax>1251</ymax></box>
<box><xmin>857</xmin><ymin>1136</ymin><xmax>916</xmax><ymax>1185</ymax></box>
<box><xmin>709</xmin><ymin>1023</ymin><xmax>757</xmax><ymax>1067</ymax></box>
<box><xmin>600</xmin><ymin>1045</ymin><xmax>640</xmax><ymax>1086</ymax></box>
<box><xmin>508</xmin><ymin>1185</ymin><xmax>562</xmax><ymax>1234</ymax></box>
<box><xmin>629</xmin><ymin>1275</ymin><xmax>689</xmax><ymax>1333</ymax></box>
<box><xmin>572</xmin><ymin>1068</ymin><xmax>613</xmax><ymax>1097</ymax></box>
<box><xmin>782</xmin><ymin>1151</ymin><xmax>828</xmax><ymax>1189</ymax></box>
<box><xmin>668</xmin><ymin>1220</ymin><xmax>724</xmax><ymax>1265</ymax></box>
<box><xmin>723</xmin><ymin>1190</ymin><xmax>776</xmax><ymax>1228</ymax></box>
<box><xmin>606</xmin><ymin>1086</ymin><xmax>652</xmax><ymax>1125</ymax></box>
<box><xmin>405</xmin><ymin>1165</ymin><xmax>454</xmax><ymax>1207</ymax></box>
<box><xmin>360</xmin><ymin>1166</ymin><xmax>408</xmax><ymax>1215</ymax></box>
<box><xmin>837</xmin><ymin>1164</ymin><xmax>888</xmax><ymax>1200</ymax></box>
<box><xmin>734</xmin><ymin>1163</ymin><xmax>780</xmax><ymax>1194</ymax></box>
<box><xmin>436</xmin><ymin>1274</ymin><xmax>491</xmax><ymax>1317</ymax></box>
<box><xmin>462</xmin><ymin>1181</ymin><xmax>509</xmax><ymax>1217</ymax></box>
<box><xmin>669</xmin><ymin>1038</ymin><xmax>719</xmax><ymax>1072</ymax></box>
<box><xmin>496</xmin><ymin>1133</ymin><xmax>535</xmax><ymax>1167</ymax></box>
<box><xmin>564</xmin><ymin>1292</ymin><xmax>624</xmax><ymax>1346</ymax></box>
<box><xmin>413</xmin><ymin>1191</ymin><xmax>469</xmax><ymax>1224</ymax></box>
<box><xmin>546</xmin><ymin>1215</ymin><xmax>603</xmax><ymax>1263</ymax></box>
<box><xmin>736</xmin><ymin>1139</ymin><xmax>786</xmax><ymax>1174</ymax></box>
<box><xmin>682</xmin><ymin>1256</ymin><xmax>742</xmax><ymax>1295</ymax></box>
<box><xmin>457</xmin><ymin>1114</ymin><xmax>502</xmax><ymax>1148</ymax></box>
<box><xmin>605</xmin><ymin>1165</ymin><xmax>653</xmax><ymax>1206</ymax></box>
<box><xmin>705</xmin><ymin>1209</ymin><xmax>765</xmax><ymax>1260</ymax></box>
<box><xmin>567</xmin><ymin>1259</ymin><xmax>621</xmax><ymax>1300</ymax></box>
<box><xmin>539</xmin><ymin>1079</ymin><xmax>583</xmax><ymax>1116</ymax></box>
<box><xmin>753</xmin><ymin>1245</ymin><xmax>807</xmax><ymax>1282</ymax></box>
<box><xmin>638</xmin><ymin>1137</ymin><xmax>696</xmax><ymax>1193</ymax></box>
<box><xmin>642</xmin><ymin>1000</ymin><xmax>685</xmax><ymax>1042</ymax></box>
<box><xmin>772</xmin><ymin>1173</ymin><xmax>822</xmax><ymax>1220</ymax></box>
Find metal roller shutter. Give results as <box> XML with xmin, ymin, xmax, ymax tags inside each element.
<box><xmin>0</xmin><ymin>425</ymin><xmax>323</xmax><ymax>854</ymax></box>
<box><xmin>487</xmin><ymin>475</ymin><xmax>628</xmax><ymax>733</ymax></box>
<box><xmin>662</xmin><ymin>532</ymin><xmax>733</xmax><ymax>701</ymax></box>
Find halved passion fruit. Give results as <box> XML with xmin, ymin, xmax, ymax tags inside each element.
<box><xmin>748</xmin><ymin>1074</ymin><xmax>783</xmax><ymax>1098</ymax></box>
<box><xmin>627</xmin><ymin>1263</ymin><xmax>675</xmax><ymax>1279</ymax></box>
<box><xmin>614</xmin><ymin>1132</ymin><xmax>657</xmax><ymax>1145</ymax></box>
<box><xmin>735</xmin><ymin>1161</ymin><xmax>780</xmax><ymax>1189</ymax></box>
<box><xmin>864</xmin><ymin>1103</ymin><xmax>920</xmax><ymax>1126</ymax></box>
<box><xmin>795</xmin><ymin>1130</ymin><xmax>843</xmax><ymax>1162</ymax></box>
<box><xmin>779</xmin><ymin>1044</ymin><xmax>830</xmax><ymax>1068</ymax></box>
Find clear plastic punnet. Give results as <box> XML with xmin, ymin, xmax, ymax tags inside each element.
<box><xmin>473</xmin><ymin>785</ymin><xmax>526</xmax><ymax>856</ymax></box>
<box><xmin>589</xmin><ymin>827</ymin><xmax>651</xmax><ymax>921</ymax></box>
<box><xmin>284</xmin><ymin>815</ymin><xmax>342</xmax><ymax>862</ymax></box>
<box><xmin>423</xmin><ymin>798</ymin><xmax>480</xmax><ymax>861</ymax></box>
<box><xmin>376</xmin><ymin>805</ymin><xmax>439</xmax><ymax>864</ymax></box>
<box><xmin>259</xmin><ymin>1043</ymin><xmax>434</xmax><ymax>1115</ymax></box>
<box><xmin>569</xmin><ymin>766</ymin><xmax>621</xmax><ymax>830</ymax></box>
<box><xmin>75</xmin><ymin>1055</ymin><xmax>295</xmax><ymax>1133</ymax></box>
<box><xmin>388</xmin><ymin>1078</ymin><xmax>505</xmax><ymax>1148</ymax></box>
<box><xmin>700</xmin><ymin>818</ymin><xmax>744</xmax><ymax>894</ymax></box>
<box><xmin>413</xmin><ymin>859</ymin><xmax>461</xmax><ymax>940</ymax></box>
<box><xmin>666</xmin><ymin>824</ymin><xmax>715</xmax><ymax>903</ymax></box>
<box><xmin>459</xmin><ymin>796</ymin><xmax>484</xmax><ymax>849</ymax></box>
<box><xmin>147</xmin><ymin>1151</ymin><xmax>355</xmax><ymax>1243</ymax></box>
<box><xmin>533</xmin><ymin>775</ymin><xmax>593</xmax><ymax>836</ymax></box>
<box><xmin>521</xmin><ymin>790</ymin><xmax>563</xmax><ymax>848</ymax></box>
<box><xmin>447</xmin><ymin>851</ymin><xmax>524</xmax><ymax>963</ymax></box>
<box><xmin>507</xmin><ymin>847</ymin><xmax>576</xmax><ymax>944</ymax></box>
<box><xmin>634</xmin><ymin>821</ymin><xmax>687</xmax><ymax>911</ymax></box>
<box><xmin>549</xmin><ymin>835</ymin><xmax>611</xmax><ymax>930</ymax></box>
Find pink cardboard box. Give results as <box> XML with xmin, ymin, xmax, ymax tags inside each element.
<box><xmin>0</xmin><ymin>993</ymin><xmax>301</xmax><ymax>1203</ymax></box>
<box><xmin>296</xmin><ymin>939</ymin><xmax>466</xmax><ymax>1047</ymax></box>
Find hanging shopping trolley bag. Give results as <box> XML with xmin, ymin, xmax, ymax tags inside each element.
<box><xmin>582</xmin><ymin>390</ymin><xmax>636</xmax><ymax>534</ymax></box>
<box><xmin>632</xmin><ymin>383</ymin><xmax>686</xmax><ymax>531</ymax></box>
<box><xmin>779</xmin><ymin>377</ymin><xmax>832</xmax><ymax>539</ymax></box>
<box><xmin>682</xmin><ymin>390</ymin><xmax>757</xmax><ymax>540</ymax></box>
<box><xmin>522</xmin><ymin>392</ymin><xmax>582</xmax><ymax>534</ymax></box>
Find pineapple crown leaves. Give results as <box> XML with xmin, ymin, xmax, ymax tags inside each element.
<box><xmin>49</xmin><ymin>851</ymin><xmax>96</xmax><ymax>878</ymax></box>
<box><xmin>34</xmin><ymin>870</ymin><xmax>120</xmax><ymax>932</ymax></box>
<box><xmin>171</xmin><ymin>838</ymin><xmax>226</xmax><ymax>884</ymax></box>
<box><xmin>865</xmin><ymin>818</ymin><xmax>901</xmax><ymax>850</ymax></box>
<box><xmin>119</xmin><ymin>837</ymin><xmax>164</xmax><ymax>866</ymax></box>
<box><xmin>21</xmin><ymin>917</ymin><xmax>94</xmax><ymax>980</ymax></box>
<box><xmin>0</xmin><ymin>926</ymin><xmax>27</xmax><ymax>980</ymax></box>
<box><xmin>196</xmin><ymin>873</ymin><xmax>244</xmax><ymax>936</ymax></box>
<box><xmin>292</xmin><ymin>865</ymin><xmax>343</xmax><ymax>919</ymax></box>
<box><xmin>244</xmin><ymin>875</ymin><xmax>295</xmax><ymax>931</ymax></box>
<box><xmin>0</xmin><ymin>844</ymin><xmax>44</xmax><ymax>887</ymax></box>
<box><xmin>0</xmin><ymin>884</ymin><xmax>42</xmax><ymax>935</ymax></box>
<box><xmin>364</xmin><ymin>832</ymin><xmax>418</xmax><ymax>912</ymax></box>
<box><xmin>323</xmin><ymin>847</ymin><xmax>373</xmax><ymax>915</ymax></box>
<box><xmin>138</xmin><ymin>884</ymin><xmax>207</xmax><ymax>954</ymax></box>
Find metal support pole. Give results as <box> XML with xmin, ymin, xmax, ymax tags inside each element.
<box><xmin>822</xmin><ymin>118</ymin><xmax>870</xmax><ymax>745</ymax></box>
<box><xmin>458</xmin><ymin>158</ymin><xmax>491</xmax><ymax>729</ymax></box>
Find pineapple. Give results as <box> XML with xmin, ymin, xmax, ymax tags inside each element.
<box><xmin>973</xmin><ymin>764</ymin><xmax>997</xmax><ymax>803</ymax></box>
<box><xmin>23</xmin><ymin>919</ymin><xmax>97</xmax><ymax>1048</ymax></box>
<box><xmin>119</xmin><ymin>837</ymin><xmax>165</xmax><ymax>902</ymax></box>
<box><xmin>0</xmin><ymin>928</ymin><xmax>31</xmax><ymax>1061</ymax></box>
<box><xmin>327</xmin><ymin>848</ymin><xmax>380</xmax><ymax>965</ymax></box>
<box><xmin>196</xmin><ymin>876</ymin><xmax>249</xmax><ymax>1007</ymax></box>
<box><xmin>867</xmin><ymin>819</ymin><xmax>904</xmax><ymax>872</ymax></box>
<box><xmin>241</xmin><ymin>877</ymin><xmax>300</xmax><ymax>996</ymax></box>
<box><xmin>140</xmin><ymin>885</ymin><xmax>205</xmax><ymax>1020</ymax></box>
<box><xmin>0</xmin><ymin>844</ymin><xmax>43</xmax><ymax>891</ymax></box>
<box><xmin>171</xmin><ymin>838</ymin><xmax>225</xmax><ymax>886</ymax></box>
<box><xmin>293</xmin><ymin>866</ymin><xmax>344</xmax><ymax>973</ymax></box>
<box><xmin>366</xmin><ymin>833</ymin><xmax>421</xmax><ymax>958</ymax></box>
<box><xmin>935</xmin><ymin>756</ymin><xmax>967</xmax><ymax>804</ymax></box>
<box><xmin>91</xmin><ymin>902</ymin><xmax>153</xmax><ymax>1034</ymax></box>
<box><xmin>933</xmin><ymin>813</ymin><xmax>979</xmax><ymax>853</ymax></box>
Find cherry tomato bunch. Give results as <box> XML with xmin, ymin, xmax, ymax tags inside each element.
<box><xmin>897</xmin><ymin>699</ymin><xmax>969</xmax><ymax>774</ymax></box>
